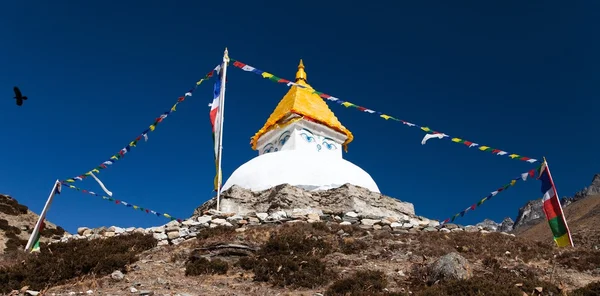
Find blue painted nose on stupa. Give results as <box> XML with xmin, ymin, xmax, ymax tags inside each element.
<box><xmin>317</xmin><ymin>144</ymin><xmax>322</xmax><ymax>151</ymax></box>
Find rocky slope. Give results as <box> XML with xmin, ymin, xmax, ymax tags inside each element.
<box><xmin>0</xmin><ymin>194</ymin><xmax>66</xmax><ymax>255</ymax></box>
<box><xmin>513</xmin><ymin>173</ymin><xmax>600</xmax><ymax>231</ymax></box>
<box><xmin>2</xmin><ymin>182</ymin><xmax>599</xmax><ymax>295</ymax></box>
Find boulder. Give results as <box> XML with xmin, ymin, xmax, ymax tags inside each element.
<box><xmin>427</xmin><ymin>252</ymin><xmax>473</xmax><ymax>284</ymax></box>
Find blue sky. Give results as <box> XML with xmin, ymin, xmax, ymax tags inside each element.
<box><xmin>1</xmin><ymin>1</ymin><xmax>598</xmax><ymax>233</ymax></box>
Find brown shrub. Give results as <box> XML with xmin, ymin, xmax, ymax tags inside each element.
<box><xmin>0</xmin><ymin>196</ymin><xmax>29</xmax><ymax>215</ymax></box>
<box><xmin>411</xmin><ymin>265</ymin><xmax>559</xmax><ymax>296</ymax></box>
<box><xmin>39</xmin><ymin>226</ymin><xmax>66</xmax><ymax>238</ymax></box>
<box><xmin>195</xmin><ymin>225</ymin><xmax>236</xmax><ymax>240</ymax></box>
<box><xmin>326</xmin><ymin>270</ymin><xmax>388</xmax><ymax>296</ymax></box>
<box><xmin>556</xmin><ymin>249</ymin><xmax>600</xmax><ymax>272</ymax></box>
<box><xmin>3</xmin><ymin>236</ymin><xmax>28</xmax><ymax>253</ymax></box>
<box><xmin>571</xmin><ymin>281</ymin><xmax>600</xmax><ymax>296</ymax></box>
<box><xmin>0</xmin><ymin>233</ymin><xmax>156</xmax><ymax>293</ymax></box>
<box><xmin>185</xmin><ymin>256</ymin><xmax>229</xmax><ymax>276</ymax></box>
<box><xmin>339</xmin><ymin>237</ymin><xmax>369</xmax><ymax>254</ymax></box>
<box><xmin>407</xmin><ymin>232</ymin><xmax>554</xmax><ymax>263</ymax></box>
<box><xmin>242</xmin><ymin>223</ymin><xmax>336</xmax><ymax>288</ymax></box>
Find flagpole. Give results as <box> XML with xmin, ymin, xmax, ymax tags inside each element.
<box><xmin>543</xmin><ymin>157</ymin><xmax>575</xmax><ymax>247</ymax></box>
<box><xmin>25</xmin><ymin>179</ymin><xmax>61</xmax><ymax>252</ymax></box>
<box><xmin>215</xmin><ymin>48</ymin><xmax>229</xmax><ymax>212</ymax></box>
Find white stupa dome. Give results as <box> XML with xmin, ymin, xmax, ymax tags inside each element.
<box><xmin>222</xmin><ymin>150</ymin><xmax>380</xmax><ymax>193</ymax></box>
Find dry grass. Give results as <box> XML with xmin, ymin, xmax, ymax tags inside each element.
<box><xmin>0</xmin><ymin>233</ymin><xmax>156</xmax><ymax>293</ymax></box>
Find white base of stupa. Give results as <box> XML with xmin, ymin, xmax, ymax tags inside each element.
<box><xmin>222</xmin><ymin>150</ymin><xmax>380</xmax><ymax>193</ymax></box>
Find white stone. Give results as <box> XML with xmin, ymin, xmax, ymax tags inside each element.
<box><xmin>211</xmin><ymin>218</ymin><xmax>227</xmax><ymax>225</ymax></box>
<box><xmin>428</xmin><ymin>221</ymin><xmax>440</xmax><ymax>227</ymax></box>
<box><xmin>179</xmin><ymin>228</ymin><xmax>190</xmax><ymax>237</ymax></box>
<box><xmin>307</xmin><ymin>213</ymin><xmax>320</xmax><ymax>221</ymax></box>
<box><xmin>157</xmin><ymin>240</ymin><xmax>169</xmax><ymax>246</ymax></box>
<box><xmin>339</xmin><ymin>221</ymin><xmax>352</xmax><ymax>226</ymax></box>
<box><xmin>390</xmin><ymin>222</ymin><xmax>403</xmax><ymax>228</ymax></box>
<box><xmin>153</xmin><ymin>233</ymin><xmax>168</xmax><ymax>240</ymax></box>
<box><xmin>345</xmin><ymin>211</ymin><xmax>359</xmax><ymax>218</ymax></box>
<box><xmin>113</xmin><ymin>227</ymin><xmax>125</xmax><ymax>234</ymax></box>
<box><xmin>256</xmin><ymin>213</ymin><xmax>269</xmax><ymax>221</ymax></box>
<box><xmin>77</xmin><ymin>227</ymin><xmax>89</xmax><ymax>235</ymax></box>
<box><xmin>125</xmin><ymin>227</ymin><xmax>135</xmax><ymax>232</ymax></box>
<box><xmin>439</xmin><ymin>228</ymin><xmax>451</xmax><ymax>233</ymax></box>
<box><xmin>152</xmin><ymin>226</ymin><xmax>165</xmax><ymax>233</ymax></box>
<box><xmin>171</xmin><ymin>238</ymin><xmax>185</xmax><ymax>245</ymax></box>
<box><xmin>197</xmin><ymin>216</ymin><xmax>212</xmax><ymax>224</ymax></box>
<box><xmin>167</xmin><ymin>231</ymin><xmax>180</xmax><ymax>240</ymax></box>
<box><xmin>182</xmin><ymin>219</ymin><xmax>200</xmax><ymax>226</ymax></box>
<box><xmin>166</xmin><ymin>220</ymin><xmax>180</xmax><ymax>227</ymax></box>
<box><xmin>361</xmin><ymin>219</ymin><xmax>380</xmax><ymax>226</ymax></box>
<box><xmin>226</xmin><ymin>215</ymin><xmax>244</xmax><ymax>222</ymax></box>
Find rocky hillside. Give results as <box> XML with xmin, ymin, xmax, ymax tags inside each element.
<box><xmin>0</xmin><ymin>183</ymin><xmax>599</xmax><ymax>295</ymax></box>
<box><xmin>0</xmin><ymin>194</ymin><xmax>67</xmax><ymax>256</ymax></box>
<box><xmin>515</xmin><ymin>194</ymin><xmax>600</xmax><ymax>250</ymax></box>
<box><xmin>478</xmin><ymin>173</ymin><xmax>600</xmax><ymax>237</ymax></box>
<box><xmin>513</xmin><ymin>174</ymin><xmax>600</xmax><ymax>231</ymax></box>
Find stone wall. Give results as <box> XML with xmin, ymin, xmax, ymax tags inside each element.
<box><xmin>56</xmin><ymin>209</ymin><xmax>513</xmax><ymax>246</ymax></box>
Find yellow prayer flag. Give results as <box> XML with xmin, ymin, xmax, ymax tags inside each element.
<box><xmin>380</xmin><ymin>114</ymin><xmax>392</xmax><ymax>120</ymax></box>
<box><xmin>261</xmin><ymin>72</ymin><xmax>273</xmax><ymax>78</ymax></box>
<box><xmin>451</xmin><ymin>138</ymin><xmax>462</xmax><ymax>143</ymax></box>
<box><xmin>65</xmin><ymin>179</ymin><xmax>75</xmax><ymax>183</ymax></box>
<box><xmin>341</xmin><ymin>102</ymin><xmax>354</xmax><ymax>107</ymax></box>
<box><xmin>171</xmin><ymin>103</ymin><xmax>178</xmax><ymax>112</ymax></box>
<box><xmin>421</xmin><ymin>127</ymin><xmax>431</xmax><ymax>132</ymax></box>
<box><xmin>129</xmin><ymin>141</ymin><xmax>136</xmax><ymax>147</ymax></box>
<box><xmin>133</xmin><ymin>205</ymin><xmax>139</xmax><ymax>209</ymax></box>
<box><xmin>196</xmin><ymin>79</ymin><xmax>205</xmax><ymax>86</ymax></box>
<box><xmin>149</xmin><ymin>124</ymin><xmax>156</xmax><ymax>132</ymax></box>
<box><xmin>163</xmin><ymin>213</ymin><xmax>171</xmax><ymax>218</ymax></box>
<box><xmin>509</xmin><ymin>154</ymin><xmax>520</xmax><ymax>159</ymax></box>
<box><xmin>554</xmin><ymin>233</ymin><xmax>572</xmax><ymax>247</ymax></box>
<box><xmin>510</xmin><ymin>180</ymin><xmax>516</xmax><ymax>186</ymax></box>
<box><xmin>84</xmin><ymin>172</ymin><xmax>92</xmax><ymax>176</ymax></box>
<box><xmin>92</xmin><ymin>169</ymin><xmax>100</xmax><ymax>173</ymax></box>
<box><xmin>69</xmin><ymin>185</ymin><xmax>76</xmax><ymax>189</ymax></box>
<box><xmin>479</xmin><ymin>146</ymin><xmax>490</xmax><ymax>151</ymax></box>
<box><xmin>110</xmin><ymin>156</ymin><xmax>118</xmax><ymax>160</ymax></box>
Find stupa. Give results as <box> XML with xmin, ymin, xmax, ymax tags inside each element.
<box><xmin>222</xmin><ymin>60</ymin><xmax>380</xmax><ymax>193</ymax></box>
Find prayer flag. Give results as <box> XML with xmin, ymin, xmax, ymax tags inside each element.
<box><xmin>538</xmin><ymin>160</ymin><xmax>573</xmax><ymax>247</ymax></box>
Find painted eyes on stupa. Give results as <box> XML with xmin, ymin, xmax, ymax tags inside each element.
<box><xmin>279</xmin><ymin>134</ymin><xmax>290</xmax><ymax>146</ymax></box>
<box><xmin>300</xmin><ymin>132</ymin><xmax>315</xmax><ymax>143</ymax></box>
<box><xmin>263</xmin><ymin>143</ymin><xmax>275</xmax><ymax>154</ymax></box>
<box><xmin>323</xmin><ymin>141</ymin><xmax>337</xmax><ymax>150</ymax></box>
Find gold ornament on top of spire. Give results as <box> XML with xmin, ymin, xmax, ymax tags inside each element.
<box><xmin>250</xmin><ymin>59</ymin><xmax>354</xmax><ymax>151</ymax></box>
<box><xmin>295</xmin><ymin>59</ymin><xmax>307</xmax><ymax>83</ymax></box>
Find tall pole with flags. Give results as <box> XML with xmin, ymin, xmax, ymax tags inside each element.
<box><xmin>538</xmin><ymin>157</ymin><xmax>574</xmax><ymax>247</ymax></box>
<box><xmin>213</xmin><ymin>48</ymin><xmax>229</xmax><ymax>212</ymax></box>
<box><xmin>25</xmin><ymin>179</ymin><xmax>62</xmax><ymax>252</ymax></box>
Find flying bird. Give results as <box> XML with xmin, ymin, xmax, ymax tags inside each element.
<box><xmin>13</xmin><ymin>86</ymin><xmax>28</xmax><ymax>106</ymax></box>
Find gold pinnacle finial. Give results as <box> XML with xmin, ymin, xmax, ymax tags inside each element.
<box><xmin>295</xmin><ymin>59</ymin><xmax>307</xmax><ymax>82</ymax></box>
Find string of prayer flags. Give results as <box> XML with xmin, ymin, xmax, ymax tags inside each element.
<box><xmin>439</xmin><ymin>164</ymin><xmax>541</xmax><ymax>225</ymax></box>
<box><xmin>537</xmin><ymin>159</ymin><xmax>574</xmax><ymax>247</ymax></box>
<box><xmin>62</xmin><ymin>182</ymin><xmax>182</xmax><ymax>223</ymax></box>
<box><xmin>230</xmin><ymin>58</ymin><xmax>540</xmax><ymax>164</ymax></box>
<box><xmin>61</xmin><ymin>65</ymin><xmax>221</xmax><ymax>184</ymax></box>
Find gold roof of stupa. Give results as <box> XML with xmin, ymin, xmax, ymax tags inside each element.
<box><xmin>250</xmin><ymin>60</ymin><xmax>354</xmax><ymax>150</ymax></box>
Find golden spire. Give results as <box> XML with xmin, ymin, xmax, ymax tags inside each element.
<box><xmin>250</xmin><ymin>59</ymin><xmax>354</xmax><ymax>151</ymax></box>
<box><xmin>295</xmin><ymin>59</ymin><xmax>307</xmax><ymax>83</ymax></box>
